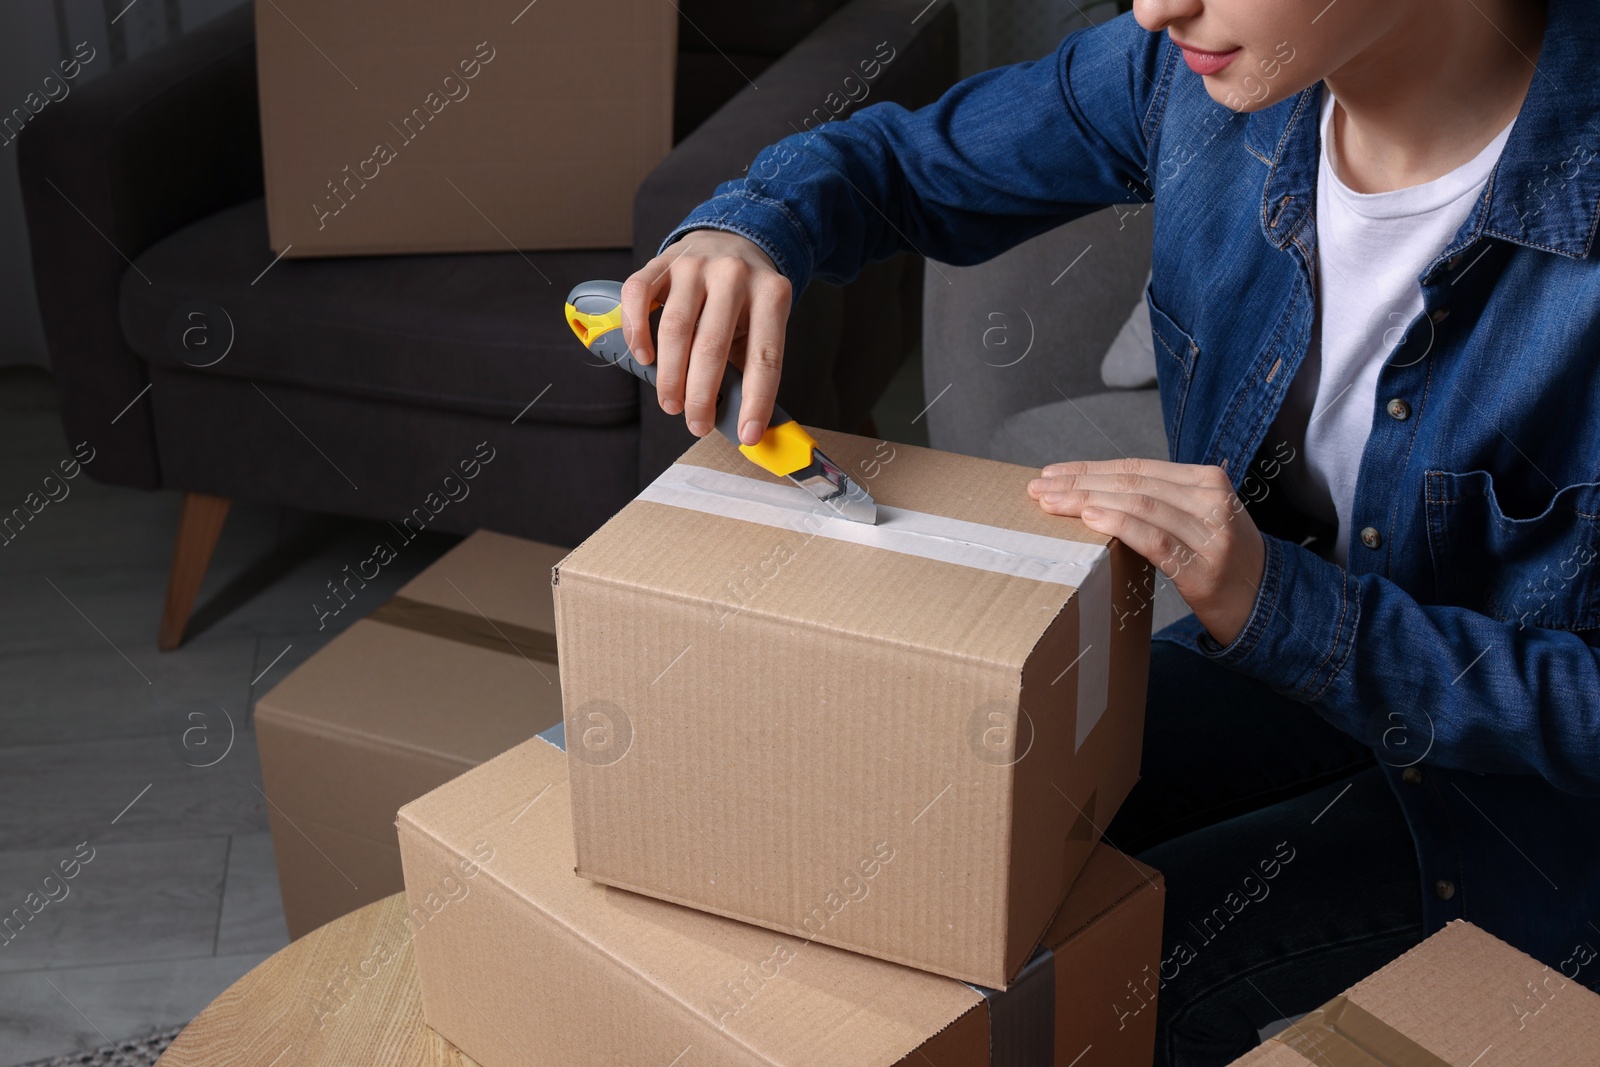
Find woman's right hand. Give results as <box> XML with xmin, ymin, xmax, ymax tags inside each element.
<box><xmin>620</xmin><ymin>230</ymin><xmax>794</xmax><ymax>446</ymax></box>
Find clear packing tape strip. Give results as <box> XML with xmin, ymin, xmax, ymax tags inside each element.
<box><xmin>1270</xmin><ymin>996</ymin><xmax>1453</xmax><ymax>1067</ymax></box>
<box><xmin>639</xmin><ymin>463</ymin><xmax>1112</xmax><ymax>753</ymax></box>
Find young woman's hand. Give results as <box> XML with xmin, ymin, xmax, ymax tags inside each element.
<box><xmin>620</xmin><ymin>230</ymin><xmax>794</xmax><ymax>446</ymax></box>
<box><xmin>1027</xmin><ymin>458</ymin><xmax>1267</xmax><ymax>646</ymax></box>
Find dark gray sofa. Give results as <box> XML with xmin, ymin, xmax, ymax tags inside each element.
<box><xmin>17</xmin><ymin>0</ymin><xmax>959</xmax><ymax>647</ymax></box>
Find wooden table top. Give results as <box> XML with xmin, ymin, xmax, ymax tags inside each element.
<box><xmin>158</xmin><ymin>894</ymin><xmax>478</xmax><ymax>1066</ymax></box>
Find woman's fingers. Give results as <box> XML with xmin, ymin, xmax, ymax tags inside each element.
<box><xmin>620</xmin><ymin>230</ymin><xmax>794</xmax><ymax>439</ymax></box>
<box><xmin>683</xmin><ymin>264</ymin><xmax>745</xmax><ymax>436</ymax></box>
<box><xmin>1028</xmin><ymin>465</ymin><xmax>1236</xmax><ymax>524</ymax></box>
<box><xmin>652</xmin><ymin>267</ymin><xmax>707</xmax><ymax>418</ymax></box>
<box><xmin>1026</xmin><ymin>456</ymin><xmax>1268</xmax><ymax>645</ymax></box>
<box><xmin>736</xmin><ymin>273</ymin><xmax>793</xmax><ymax>445</ymax></box>
<box><xmin>619</xmin><ymin>258</ymin><xmax>669</xmax><ymax>365</ymax></box>
<box><xmin>1038</xmin><ymin>456</ymin><xmax>1227</xmax><ymax>488</ymax></box>
<box><xmin>1034</xmin><ymin>488</ymin><xmax>1211</xmax><ymax>575</ymax></box>
<box><xmin>1079</xmin><ymin>504</ymin><xmax>1200</xmax><ymax>582</ymax></box>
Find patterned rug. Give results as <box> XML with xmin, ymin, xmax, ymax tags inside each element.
<box><xmin>18</xmin><ymin>1026</ymin><xmax>184</xmax><ymax>1067</ymax></box>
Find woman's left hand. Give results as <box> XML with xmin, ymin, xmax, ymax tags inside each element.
<box><xmin>1027</xmin><ymin>458</ymin><xmax>1266</xmax><ymax>646</ymax></box>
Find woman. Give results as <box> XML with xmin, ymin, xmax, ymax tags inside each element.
<box><xmin>619</xmin><ymin>0</ymin><xmax>1599</xmax><ymax>1061</ymax></box>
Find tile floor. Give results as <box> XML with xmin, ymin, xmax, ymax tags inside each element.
<box><xmin>0</xmin><ymin>368</ymin><xmax>459</xmax><ymax>1064</ymax></box>
<box><xmin>0</xmin><ymin>351</ymin><xmax>928</xmax><ymax>1064</ymax></box>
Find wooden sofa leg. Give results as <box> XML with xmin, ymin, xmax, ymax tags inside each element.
<box><xmin>158</xmin><ymin>491</ymin><xmax>232</xmax><ymax>651</ymax></box>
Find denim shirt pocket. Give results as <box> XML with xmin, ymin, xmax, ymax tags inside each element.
<box><xmin>1424</xmin><ymin>469</ymin><xmax>1600</xmax><ymax>631</ymax></box>
<box><xmin>1145</xmin><ymin>278</ymin><xmax>1200</xmax><ymax>457</ymax></box>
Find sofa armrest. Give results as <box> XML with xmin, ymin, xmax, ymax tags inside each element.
<box><xmin>632</xmin><ymin>0</ymin><xmax>960</xmax><ymax>483</ymax></box>
<box><xmin>633</xmin><ymin>0</ymin><xmax>959</xmax><ymax>268</ymax></box>
<box><xmin>17</xmin><ymin>4</ymin><xmax>262</xmax><ymax>489</ymax></box>
<box><xmin>921</xmin><ymin>204</ymin><xmax>1154</xmax><ymax>459</ymax></box>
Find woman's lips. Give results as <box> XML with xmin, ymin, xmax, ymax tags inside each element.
<box><xmin>1174</xmin><ymin>41</ymin><xmax>1240</xmax><ymax>76</ymax></box>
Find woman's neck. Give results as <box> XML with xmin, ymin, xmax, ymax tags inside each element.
<box><xmin>1325</xmin><ymin>0</ymin><xmax>1546</xmax><ymax>193</ymax></box>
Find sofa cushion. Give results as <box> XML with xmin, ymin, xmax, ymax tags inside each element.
<box><xmin>1100</xmin><ymin>272</ymin><xmax>1158</xmax><ymax>389</ymax></box>
<box><xmin>987</xmin><ymin>389</ymin><xmax>1168</xmax><ymax>468</ymax></box>
<box><xmin>119</xmin><ymin>199</ymin><xmax>641</xmax><ymax>426</ymax></box>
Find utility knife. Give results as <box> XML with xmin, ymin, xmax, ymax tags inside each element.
<box><xmin>563</xmin><ymin>279</ymin><xmax>877</xmax><ymax>524</ymax></box>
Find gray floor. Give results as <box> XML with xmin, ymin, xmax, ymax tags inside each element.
<box><xmin>0</xmin><ymin>352</ymin><xmax>928</xmax><ymax>1063</ymax></box>
<box><xmin>0</xmin><ymin>368</ymin><xmax>460</xmax><ymax>1064</ymax></box>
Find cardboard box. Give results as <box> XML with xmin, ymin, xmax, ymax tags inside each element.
<box><xmin>551</xmin><ymin>428</ymin><xmax>1153</xmax><ymax>988</ymax></box>
<box><xmin>1233</xmin><ymin>921</ymin><xmax>1600</xmax><ymax>1065</ymax></box>
<box><xmin>253</xmin><ymin>0</ymin><xmax>677</xmax><ymax>256</ymax></box>
<box><xmin>256</xmin><ymin>530</ymin><xmax>566</xmax><ymax>937</ymax></box>
<box><xmin>398</xmin><ymin>734</ymin><xmax>1166</xmax><ymax>1067</ymax></box>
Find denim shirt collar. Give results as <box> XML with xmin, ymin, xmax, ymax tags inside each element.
<box><xmin>1246</xmin><ymin>0</ymin><xmax>1600</xmax><ymax>266</ymax></box>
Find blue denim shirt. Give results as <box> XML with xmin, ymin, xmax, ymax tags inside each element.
<box><xmin>660</xmin><ymin>2</ymin><xmax>1600</xmax><ymax>982</ymax></box>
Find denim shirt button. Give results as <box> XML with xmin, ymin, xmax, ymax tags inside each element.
<box><xmin>1386</xmin><ymin>398</ymin><xmax>1411</xmax><ymax>420</ymax></box>
<box><xmin>1402</xmin><ymin>766</ymin><xmax>1423</xmax><ymax>785</ymax></box>
<box><xmin>1360</xmin><ymin>526</ymin><xmax>1382</xmax><ymax>549</ymax></box>
<box><xmin>1435</xmin><ymin>879</ymin><xmax>1457</xmax><ymax>901</ymax></box>
<box><xmin>1429</xmin><ymin>307</ymin><xmax>1451</xmax><ymax>325</ymax></box>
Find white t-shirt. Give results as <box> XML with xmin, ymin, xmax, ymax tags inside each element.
<box><xmin>1269</xmin><ymin>92</ymin><xmax>1515</xmax><ymax>566</ymax></box>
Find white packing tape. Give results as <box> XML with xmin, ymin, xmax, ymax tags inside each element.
<box><xmin>638</xmin><ymin>463</ymin><xmax>1111</xmax><ymax>752</ymax></box>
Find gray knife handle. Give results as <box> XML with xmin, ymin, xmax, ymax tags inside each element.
<box><xmin>586</xmin><ymin>325</ymin><xmax>658</xmax><ymax>388</ymax></box>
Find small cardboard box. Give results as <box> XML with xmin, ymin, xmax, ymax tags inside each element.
<box><xmin>256</xmin><ymin>530</ymin><xmax>566</xmax><ymax>938</ymax></box>
<box><xmin>1233</xmin><ymin>921</ymin><xmax>1600</xmax><ymax>1065</ymax></box>
<box><xmin>551</xmin><ymin>428</ymin><xmax>1153</xmax><ymax>988</ymax></box>
<box><xmin>397</xmin><ymin>735</ymin><xmax>1166</xmax><ymax>1067</ymax></box>
<box><xmin>253</xmin><ymin>0</ymin><xmax>676</xmax><ymax>256</ymax></box>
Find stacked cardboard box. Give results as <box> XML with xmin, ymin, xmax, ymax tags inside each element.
<box><xmin>1232</xmin><ymin>921</ymin><xmax>1600</xmax><ymax>1064</ymax></box>
<box><xmin>549</xmin><ymin>428</ymin><xmax>1155</xmax><ymax>988</ymax></box>
<box><xmin>257</xmin><ymin>531</ymin><xmax>567</xmax><ymax>937</ymax></box>
<box><xmin>392</xmin><ymin>428</ymin><xmax>1165</xmax><ymax>1063</ymax></box>
<box><xmin>253</xmin><ymin>0</ymin><xmax>678</xmax><ymax>256</ymax></box>
<box><xmin>399</xmin><ymin>732</ymin><xmax>1166</xmax><ymax>1066</ymax></box>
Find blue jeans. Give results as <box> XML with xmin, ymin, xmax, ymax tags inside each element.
<box><xmin>1105</xmin><ymin>640</ymin><xmax>1426</xmax><ymax>1067</ymax></box>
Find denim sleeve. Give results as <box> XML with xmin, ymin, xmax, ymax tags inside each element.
<box><xmin>1159</xmin><ymin>534</ymin><xmax>1600</xmax><ymax>796</ymax></box>
<box><xmin>657</xmin><ymin>13</ymin><xmax>1170</xmax><ymax>297</ymax></box>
